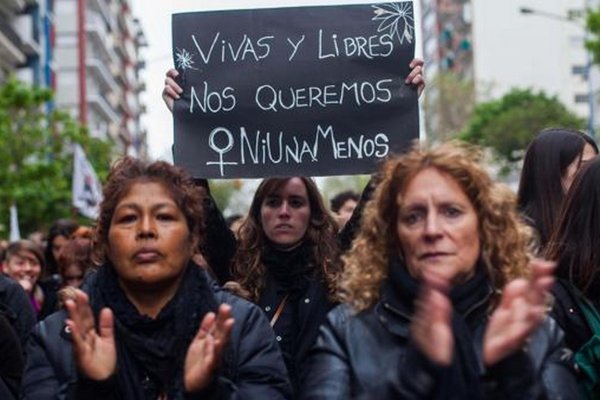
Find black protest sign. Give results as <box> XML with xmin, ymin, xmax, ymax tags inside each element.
<box><xmin>172</xmin><ymin>2</ymin><xmax>419</xmax><ymax>179</ymax></box>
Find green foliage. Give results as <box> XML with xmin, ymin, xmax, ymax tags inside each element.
<box><xmin>208</xmin><ymin>179</ymin><xmax>241</xmax><ymax>212</ymax></box>
<box><xmin>319</xmin><ymin>175</ymin><xmax>370</xmax><ymax>207</ymax></box>
<box><xmin>423</xmin><ymin>72</ymin><xmax>476</xmax><ymax>142</ymax></box>
<box><xmin>0</xmin><ymin>77</ymin><xmax>114</xmax><ymax>237</ymax></box>
<box><xmin>459</xmin><ymin>89</ymin><xmax>584</xmax><ymax>169</ymax></box>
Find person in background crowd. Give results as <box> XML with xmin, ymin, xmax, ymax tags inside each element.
<box><xmin>57</xmin><ymin>238</ymin><xmax>93</xmax><ymax>289</ymax></box>
<box><xmin>44</xmin><ymin>219</ymin><xmax>79</xmax><ymax>279</ymax></box>
<box><xmin>329</xmin><ymin>190</ymin><xmax>359</xmax><ymax>231</ymax></box>
<box><xmin>0</xmin><ymin>314</ymin><xmax>25</xmax><ymax>399</ymax></box>
<box><xmin>3</xmin><ymin>240</ymin><xmax>58</xmax><ymax>320</ymax></box>
<box><xmin>0</xmin><ymin>269</ymin><xmax>36</xmax><ymax>399</ymax></box>
<box><xmin>0</xmin><ymin>273</ymin><xmax>35</xmax><ymax>348</ymax></box>
<box><xmin>546</xmin><ymin>157</ymin><xmax>600</xmax><ymax>397</ymax></box>
<box><xmin>22</xmin><ymin>157</ymin><xmax>291</xmax><ymax>399</ymax></box>
<box><xmin>225</xmin><ymin>214</ymin><xmax>244</xmax><ymax>240</ymax></box>
<box><xmin>27</xmin><ymin>231</ymin><xmax>45</xmax><ymax>250</ymax></box>
<box><xmin>517</xmin><ymin>128</ymin><xmax>598</xmax><ymax>252</ymax></box>
<box><xmin>301</xmin><ymin>141</ymin><xmax>580</xmax><ymax>399</ymax></box>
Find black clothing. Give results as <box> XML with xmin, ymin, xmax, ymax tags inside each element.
<box><xmin>301</xmin><ymin>259</ymin><xmax>581</xmax><ymax>399</ymax></box>
<box><xmin>0</xmin><ymin>314</ymin><xmax>24</xmax><ymax>399</ymax></box>
<box><xmin>0</xmin><ymin>274</ymin><xmax>36</xmax><ymax>348</ymax></box>
<box><xmin>258</xmin><ymin>273</ymin><xmax>333</xmax><ymax>394</ymax></box>
<box><xmin>21</xmin><ymin>265</ymin><xmax>292</xmax><ymax>399</ymax></box>
<box><xmin>38</xmin><ymin>278</ymin><xmax>60</xmax><ymax>320</ymax></box>
<box><xmin>198</xmin><ymin>178</ymin><xmax>373</xmax><ymax>396</ymax></box>
<box><xmin>550</xmin><ymin>278</ymin><xmax>594</xmax><ymax>353</ymax></box>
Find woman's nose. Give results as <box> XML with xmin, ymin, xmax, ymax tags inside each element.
<box><xmin>137</xmin><ymin>216</ymin><xmax>157</xmax><ymax>238</ymax></box>
<box><xmin>423</xmin><ymin>214</ymin><xmax>443</xmax><ymax>238</ymax></box>
<box><xmin>278</xmin><ymin>202</ymin><xmax>291</xmax><ymax>217</ymax></box>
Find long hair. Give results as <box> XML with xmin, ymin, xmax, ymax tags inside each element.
<box><xmin>44</xmin><ymin>219</ymin><xmax>79</xmax><ymax>276</ymax></box>
<box><xmin>546</xmin><ymin>157</ymin><xmax>600</xmax><ymax>297</ymax></box>
<box><xmin>231</xmin><ymin>177</ymin><xmax>340</xmax><ymax>302</ymax></box>
<box><xmin>517</xmin><ymin>128</ymin><xmax>597</xmax><ymax>249</ymax></box>
<box><xmin>340</xmin><ymin>141</ymin><xmax>532</xmax><ymax>312</ymax></box>
<box><xmin>93</xmin><ymin>157</ymin><xmax>204</xmax><ymax>265</ymax></box>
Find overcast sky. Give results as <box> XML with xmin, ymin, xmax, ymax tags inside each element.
<box><xmin>130</xmin><ymin>0</ymin><xmax>396</xmax><ymax>160</ymax></box>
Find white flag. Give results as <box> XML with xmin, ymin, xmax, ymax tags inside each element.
<box><xmin>9</xmin><ymin>203</ymin><xmax>21</xmax><ymax>242</ymax></box>
<box><xmin>72</xmin><ymin>144</ymin><xmax>103</xmax><ymax>219</ymax></box>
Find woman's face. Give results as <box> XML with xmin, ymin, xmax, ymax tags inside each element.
<box><xmin>260</xmin><ymin>178</ymin><xmax>311</xmax><ymax>249</ymax></box>
<box><xmin>563</xmin><ymin>143</ymin><xmax>597</xmax><ymax>191</ymax></box>
<box><xmin>396</xmin><ymin>168</ymin><xmax>481</xmax><ymax>284</ymax></box>
<box><xmin>52</xmin><ymin>235</ymin><xmax>69</xmax><ymax>263</ymax></box>
<box><xmin>4</xmin><ymin>250</ymin><xmax>42</xmax><ymax>293</ymax></box>
<box><xmin>107</xmin><ymin>181</ymin><xmax>193</xmax><ymax>291</ymax></box>
<box><xmin>62</xmin><ymin>264</ymin><xmax>85</xmax><ymax>288</ymax></box>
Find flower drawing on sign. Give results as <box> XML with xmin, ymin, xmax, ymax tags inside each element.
<box><xmin>372</xmin><ymin>2</ymin><xmax>414</xmax><ymax>45</ymax></box>
<box><xmin>175</xmin><ymin>47</ymin><xmax>198</xmax><ymax>71</ymax></box>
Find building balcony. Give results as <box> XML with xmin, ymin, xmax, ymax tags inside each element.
<box><xmin>86</xmin><ymin>10</ymin><xmax>117</xmax><ymax>63</ymax></box>
<box><xmin>0</xmin><ymin>23</ymin><xmax>26</xmax><ymax>66</ymax></box>
<box><xmin>87</xmin><ymin>0</ymin><xmax>111</xmax><ymax>29</ymax></box>
<box><xmin>0</xmin><ymin>0</ymin><xmax>25</xmax><ymax>14</ymax></box>
<box><xmin>87</xmin><ymin>58</ymin><xmax>118</xmax><ymax>94</ymax></box>
<box><xmin>13</xmin><ymin>14</ymin><xmax>40</xmax><ymax>56</ymax></box>
<box><xmin>88</xmin><ymin>93</ymin><xmax>120</xmax><ymax>125</ymax></box>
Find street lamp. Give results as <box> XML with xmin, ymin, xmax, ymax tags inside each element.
<box><xmin>519</xmin><ymin>6</ymin><xmax>596</xmax><ymax>138</ymax></box>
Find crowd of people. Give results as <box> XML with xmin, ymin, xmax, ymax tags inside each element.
<box><xmin>1</xmin><ymin>55</ymin><xmax>600</xmax><ymax>399</ymax></box>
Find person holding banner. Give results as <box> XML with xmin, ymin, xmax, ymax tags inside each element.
<box><xmin>21</xmin><ymin>158</ymin><xmax>292</xmax><ymax>399</ymax></box>
<box><xmin>301</xmin><ymin>142</ymin><xmax>580</xmax><ymax>399</ymax></box>
<box><xmin>161</xmin><ymin>58</ymin><xmax>424</xmax><ymax>396</ymax></box>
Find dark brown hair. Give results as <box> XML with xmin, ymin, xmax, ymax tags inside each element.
<box><xmin>57</xmin><ymin>238</ymin><xmax>93</xmax><ymax>279</ymax></box>
<box><xmin>546</xmin><ymin>157</ymin><xmax>600</xmax><ymax>296</ymax></box>
<box><xmin>231</xmin><ymin>177</ymin><xmax>340</xmax><ymax>301</ymax></box>
<box><xmin>5</xmin><ymin>240</ymin><xmax>45</xmax><ymax>271</ymax></box>
<box><xmin>517</xmin><ymin>128</ymin><xmax>598</xmax><ymax>250</ymax></box>
<box><xmin>93</xmin><ymin>157</ymin><xmax>205</xmax><ymax>264</ymax></box>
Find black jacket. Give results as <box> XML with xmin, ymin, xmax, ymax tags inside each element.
<box><xmin>0</xmin><ymin>274</ymin><xmax>36</xmax><ymax>348</ymax></box>
<box><xmin>301</xmin><ymin>282</ymin><xmax>582</xmax><ymax>399</ymax></box>
<box><xmin>21</xmin><ymin>269</ymin><xmax>292</xmax><ymax>400</ymax></box>
<box><xmin>550</xmin><ymin>278</ymin><xmax>594</xmax><ymax>354</ymax></box>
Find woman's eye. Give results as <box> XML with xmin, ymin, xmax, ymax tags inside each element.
<box><xmin>157</xmin><ymin>213</ymin><xmax>175</xmax><ymax>221</ymax></box>
<box><xmin>117</xmin><ymin>214</ymin><xmax>137</xmax><ymax>223</ymax></box>
<box><xmin>401</xmin><ymin>212</ymin><xmax>422</xmax><ymax>226</ymax></box>
<box><xmin>289</xmin><ymin>199</ymin><xmax>305</xmax><ymax>208</ymax></box>
<box><xmin>265</xmin><ymin>198</ymin><xmax>281</xmax><ymax>208</ymax></box>
<box><xmin>445</xmin><ymin>207</ymin><xmax>462</xmax><ymax>218</ymax></box>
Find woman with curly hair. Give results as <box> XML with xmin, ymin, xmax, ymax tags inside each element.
<box><xmin>301</xmin><ymin>141</ymin><xmax>580</xmax><ymax>399</ymax></box>
<box><xmin>230</xmin><ymin>177</ymin><xmax>340</xmax><ymax>393</ymax></box>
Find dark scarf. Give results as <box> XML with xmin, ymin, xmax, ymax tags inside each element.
<box><xmin>387</xmin><ymin>255</ymin><xmax>492</xmax><ymax>400</ymax></box>
<box><xmin>93</xmin><ymin>262</ymin><xmax>218</xmax><ymax>399</ymax></box>
<box><xmin>262</xmin><ymin>242</ymin><xmax>314</xmax><ymax>293</ymax></box>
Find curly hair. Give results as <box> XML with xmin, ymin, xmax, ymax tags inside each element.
<box><xmin>339</xmin><ymin>141</ymin><xmax>533</xmax><ymax>312</ymax></box>
<box><xmin>231</xmin><ymin>177</ymin><xmax>340</xmax><ymax>302</ymax></box>
<box><xmin>92</xmin><ymin>157</ymin><xmax>205</xmax><ymax>265</ymax></box>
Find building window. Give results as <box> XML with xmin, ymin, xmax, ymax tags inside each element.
<box><xmin>572</xmin><ymin>65</ymin><xmax>587</xmax><ymax>76</ymax></box>
<box><xmin>575</xmin><ymin>94</ymin><xmax>589</xmax><ymax>104</ymax></box>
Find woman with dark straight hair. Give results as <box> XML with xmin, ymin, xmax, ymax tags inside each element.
<box><xmin>517</xmin><ymin>128</ymin><xmax>598</xmax><ymax>251</ymax></box>
<box><xmin>547</xmin><ymin>157</ymin><xmax>600</xmax><ymax>354</ymax></box>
